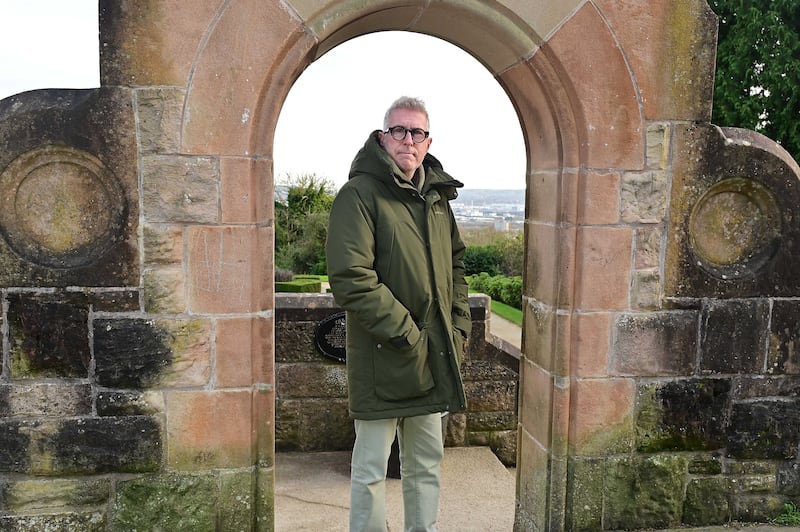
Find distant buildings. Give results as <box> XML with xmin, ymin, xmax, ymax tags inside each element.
<box><xmin>452</xmin><ymin>189</ymin><xmax>524</xmax><ymax>232</ymax></box>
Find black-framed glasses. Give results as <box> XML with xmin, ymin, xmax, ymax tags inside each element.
<box><xmin>385</xmin><ymin>125</ymin><xmax>429</xmax><ymax>143</ymax></box>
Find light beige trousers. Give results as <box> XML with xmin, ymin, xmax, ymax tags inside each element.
<box><xmin>349</xmin><ymin>413</ymin><xmax>444</xmax><ymax>532</ymax></box>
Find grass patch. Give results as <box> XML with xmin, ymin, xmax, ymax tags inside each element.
<box><xmin>491</xmin><ymin>299</ymin><xmax>522</xmax><ymax>326</ymax></box>
<box><xmin>774</xmin><ymin>502</ymin><xmax>800</xmax><ymax>526</ymax></box>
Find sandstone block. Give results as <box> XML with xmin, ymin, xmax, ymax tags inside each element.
<box><xmin>727</xmin><ymin>401</ymin><xmax>800</xmax><ymax>460</ymax></box>
<box><xmin>135</xmin><ymin>88</ymin><xmax>185</xmax><ymax>154</ymax></box>
<box><xmin>113</xmin><ymin>473</ymin><xmax>217</xmax><ymax>530</ymax></box>
<box><xmin>699</xmin><ymin>299</ymin><xmax>769</xmax><ymax>374</ymax></box>
<box><xmin>612</xmin><ymin>311</ymin><xmax>698</xmax><ymax>376</ymax></box>
<box><xmin>6</xmin><ymin>294</ymin><xmax>90</xmax><ymax>379</ymax></box>
<box><xmin>603</xmin><ymin>454</ymin><xmax>688</xmax><ymax>530</ymax></box>
<box><xmin>0</xmin><ymin>383</ymin><xmax>91</xmax><ymax>418</ymax></box>
<box><xmin>636</xmin><ymin>379</ymin><xmax>730</xmax><ymax>452</ymax></box>
<box><xmin>5</xmin><ymin>478</ymin><xmax>110</xmax><ymax>512</ymax></box>
<box><xmin>141</xmin><ymin>155</ymin><xmax>219</xmax><ymax>223</ymax></box>
<box><xmin>683</xmin><ymin>477</ymin><xmax>732</xmax><ymax>526</ymax></box>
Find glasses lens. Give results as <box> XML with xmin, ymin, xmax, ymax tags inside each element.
<box><xmin>387</xmin><ymin>126</ymin><xmax>428</xmax><ymax>143</ymax></box>
<box><xmin>389</xmin><ymin>126</ymin><xmax>407</xmax><ymax>141</ymax></box>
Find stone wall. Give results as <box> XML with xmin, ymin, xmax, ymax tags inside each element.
<box><xmin>566</xmin><ymin>304</ymin><xmax>800</xmax><ymax>530</ymax></box>
<box><xmin>556</xmin><ymin>123</ymin><xmax>800</xmax><ymax>531</ymax></box>
<box><xmin>275</xmin><ymin>293</ymin><xmax>520</xmax><ymax>466</ymax></box>
<box><xmin>2</xmin><ymin>2</ymin><xmax>800</xmax><ymax>530</ymax></box>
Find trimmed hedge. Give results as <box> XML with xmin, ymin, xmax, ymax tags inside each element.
<box><xmin>467</xmin><ymin>273</ymin><xmax>522</xmax><ymax>310</ymax></box>
<box><xmin>275</xmin><ymin>278</ymin><xmax>322</xmax><ymax>293</ymax></box>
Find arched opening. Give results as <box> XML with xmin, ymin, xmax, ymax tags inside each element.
<box><xmin>273</xmin><ymin>31</ymin><xmax>526</xmax><ymax>193</ymax></box>
<box><xmin>217</xmin><ymin>4</ymin><xmax>588</xmax><ymax>528</ymax></box>
<box><xmin>271</xmin><ymin>30</ymin><xmax>526</xmax><ymax>529</ymax></box>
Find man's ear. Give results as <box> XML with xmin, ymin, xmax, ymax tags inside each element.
<box><xmin>378</xmin><ymin>131</ymin><xmax>385</xmax><ymax>147</ymax></box>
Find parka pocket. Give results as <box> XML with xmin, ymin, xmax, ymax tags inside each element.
<box><xmin>373</xmin><ymin>329</ymin><xmax>435</xmax><ymax>401</ymax></box>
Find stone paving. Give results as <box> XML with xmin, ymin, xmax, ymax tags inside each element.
<box><xmin>275</xmin><ymin>446</ymin><xmax>515</xmax><ymax>531</ymax></box>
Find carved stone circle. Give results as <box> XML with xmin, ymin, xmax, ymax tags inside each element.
<box><xmin>689</xmin><ymin>177</ymin><xmax>781</xmax><ymax>279</ymax></box>
<box><xmin>0</xmin><ymin>145</ymin><xmax>126</xmax><ymax>269</ymax></box>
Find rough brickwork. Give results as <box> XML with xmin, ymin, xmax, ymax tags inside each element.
<box><xmin>1</xmin><ymin>1</ymin><xmax>800</xmax><ymax>530</ymax></box>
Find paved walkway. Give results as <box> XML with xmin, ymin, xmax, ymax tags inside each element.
<box><xmin>275</xmin><ymin>446</ymin><xmax>515</xmax><ymax>531</ymax></box>
<box><xmin>489</xmin><ymin>312</ymin><xmax>521</xmax><ymax>350</ymax></box>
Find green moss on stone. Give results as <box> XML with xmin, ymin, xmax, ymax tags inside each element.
<box><xmin>219</xmin><ymin>470</ymin><xmax>255</xmax><ymax>531</ymax></box>
<box><xmin>573</xmin><ymin>415</ymin><xmax>635</xmax><ymax>456</ymax></box>
<box><xmin>7</xmin><ymin>478</ymin><xmax>110</xmax><ymax>512</ymax></box>
<box><xmin>113</xmin><ymin>473</ymin><xmax>217</xmax><ymax>531</ymax></box>
<box><xmin>604</xmin><ymin>454</ymin><xmax>689</xmax><ymax>530</ymax></box>
<box><xmin>636</xmin><ymin>380</ymin><xmax>730</xmax><ymax>453</ymax></box>
<box><xmin>566</xmin><ymin>457</ymin><xmax>604</xmax><ymax>531</ymax></box>
<box><xmin>255</xmin><ymin>466</ymin><xmax>275</xmax><ymax>532</ymax></box>
<box><xmin>0</xmin><ymin>512</ymin><xmax>106</xmax><ymax>531</ymax></box>
<box><xmin>688</xmin><ymin>454</ymin><xmax>723</xmax><ymax>474</ymax></box>
<box><xmin>736</xmin><ymin>494</ymin><xmax>788</xmax><ymax>523</ymax></box>
<box><xmin>683</xmin><ymin>477</ymin><xmax>732</xmax><ymax>525</ymax></box>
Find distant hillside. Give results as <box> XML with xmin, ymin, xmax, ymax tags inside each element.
<box><xmin>453</xmin><ymin>189</ymin><xmax>524</xmax><ymax>205</ymax></box>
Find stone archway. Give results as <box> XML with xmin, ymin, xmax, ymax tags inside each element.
<box><xmin>174</xmin><ymin>1</ymin><xmax>720</xmax><ymax>529</ymax></box>
<box><xmin>2</xmin><ymin>1</ymin><xmax>798</xmax><ymax>530</ymax></box>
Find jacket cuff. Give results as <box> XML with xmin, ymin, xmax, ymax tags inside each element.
<box><xmin>389</xmin><ymin>335</ymin><xmax>411</xmax><ymax>349</ymax></box>
<box><xmin>452</xmin><ymin>314</ymin><xmax>472</xmax><ymax>337</ymax></box>
<box><xmin>389</xmin><ymin>325</ymin><xmax>421</xmax><ymax>349</ymax></box>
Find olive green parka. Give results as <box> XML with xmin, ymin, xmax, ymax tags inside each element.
<box><xmin>326</xmin><ymin>131</ymin><xmax>472</xmax><ymax>420</ymax></box>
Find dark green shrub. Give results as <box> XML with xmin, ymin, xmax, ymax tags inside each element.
<box><xmin>310</xmin><ymin>260</ymin><xmax>327</xmax><ymax>276</ymax></box>
<box><xmin>500</xmin><ymin>276</ymin><xmax>522</xmax><ymax>307</ymax></box>
<box><xmin>464</xmin><ymin>232</ymin><xmax>523</xmax><ymax>277</ymax></box>
<box><xmin>468</xmin><ymin>272</ymin><xmax>492</xmax><ymax>294</ymax></box>
<box><xmin>275</xmin><ymin>174</ymin><xmax>335</xmax><ymax>273</ymax></box>
<box><xmin>495</xmin><ymin>232</ymin><xmax>524</xmax><ymax>276</ymax></box>
<box><xmin>464</xmin><ymin>245</ymin><xmax>502</xmax><ymax>276</ymax></box>
<box><xmin>467</xmin><ymin>273</ymin><xmax>522</xmax><ymax>310</ymax></box>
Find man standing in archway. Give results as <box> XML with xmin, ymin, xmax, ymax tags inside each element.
<box><xmin>326</xmin><ymin>96</ymin><xmax>472</xmax><ymax>531</ymax></box>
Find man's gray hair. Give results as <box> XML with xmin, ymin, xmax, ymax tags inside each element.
<box><xmin>383</xmin><ymin>96</ymin><xmax>430</xmax><ymax>130</ymax></box>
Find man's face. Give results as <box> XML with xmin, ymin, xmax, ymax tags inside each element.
<box><xmin>379</xmin><ymin>108</ymin><xmax>432</xmax><ymax>179</ymax></box>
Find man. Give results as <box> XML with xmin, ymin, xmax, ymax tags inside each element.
<box><xmin>326</xmin><ymin>96</ymin><xmax>472</xmax><ymax>531</ymax></box>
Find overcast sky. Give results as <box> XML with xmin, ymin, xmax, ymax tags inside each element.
<box><xmin>0</xmin><ymin>1</ymin><xmax>526</xmax><ymax>190</ymax></box>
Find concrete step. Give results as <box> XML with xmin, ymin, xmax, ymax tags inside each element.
<box><xmin>275</xmin><ymin>446</ymin><xmax>516</xmax><ymax>531</ymax></box>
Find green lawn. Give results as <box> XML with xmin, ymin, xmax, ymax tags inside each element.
<box><xmin>490</xmin><ymin>300</ymin><xmax>523</xmax><ymax>326</ymax></box>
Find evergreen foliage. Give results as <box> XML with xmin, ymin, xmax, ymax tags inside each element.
<box><xmin>275</xmin><ymin>174</ymin><xmax>336</xmax><ymax>274</ymax></box>
<box><xmin>464</xmin><ymin>244</ymin><xmax>503</xmax><ymax>276</ymax></box>
<box><xmin>463</xmin><ymin>232</ymin><xmax>523</xmax><ymax>277</ymax></box>
<box><xmin>710</xmin><ymin>0</ymin><xmax>800</xmax><ymax>161</ymax></box>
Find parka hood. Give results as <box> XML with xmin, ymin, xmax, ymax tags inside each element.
<box><xmin>349</xmin><ymin>131</ymin><xmax>464</xmax><ymax>200</ymax></box>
